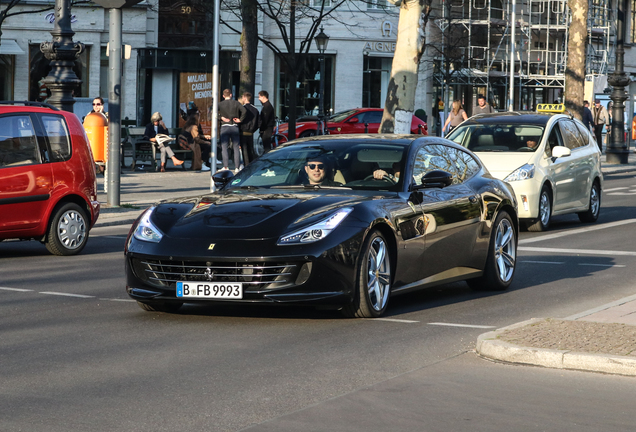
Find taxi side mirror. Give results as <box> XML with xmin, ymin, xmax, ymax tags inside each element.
<box><xmin>551</xmin><ymin>146</ymin><xmax>571</xmax><ymax>159</ymax></box>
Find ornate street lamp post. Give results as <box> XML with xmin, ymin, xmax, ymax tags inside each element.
<box><xmin>314</xmin><ymin>26</ymin><xmax>329</xmax><ymax>131</ymax></box>
<box><xmin>607</xmin><ymin>0</ymin><xmax>630</xmax><ymax>164</ymax></box>
<box><xmin>40</xmin><ymin>0</ymin><xmax>84</xmax><ymax>112</ymax></box>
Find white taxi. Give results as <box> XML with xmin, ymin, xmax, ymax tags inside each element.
<box><xmin>447</xmin><ymin>104</ymin><xmax>602</xmax><ymax>231</ymax></box>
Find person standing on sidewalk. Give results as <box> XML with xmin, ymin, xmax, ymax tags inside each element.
<box><xmin>218</xmin><ymin>89</ymin><xmax>246</xmax><ymax>172</ymax></box>
<box><xmin>473</xmin><ymin>94</ymin><xmax>494</xmax><ymax>115</ymax></box>
<box><xmin>591</xmin><ymin>99</ymin><xmax>609</xmax><ymax>150</ymax></box>
<box><xmin>239</xmin><ymin>92</ymin><xmax>259</xmax><ymax>166</ymax></box>
<box><xmin>258</xmin><ymin>90</ymin><xmax>275</xmax><ymax>153</ymax></box>
<box><xmin>582</xmin><ymin>101</ymin><xmax>594</xmax><ymax>132</ymax></box>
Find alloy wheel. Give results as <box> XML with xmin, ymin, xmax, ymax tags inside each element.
<box><xmin>539</xmin><ymin>191</ymin><xmax>551</xmax><ymax>227</ymax></box>
<box><xmin>366</xmin><ymin>237</ymin><xmax>391</xmax><ymax>311</ymax></box>
<box><xmin>494</xmin><ymin>217</ymin><xmax>516</xmax><ymax>282</ymax></box>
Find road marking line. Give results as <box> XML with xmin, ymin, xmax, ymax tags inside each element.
<box><xmin>565</xmin><ymin>293</ymin><xmax>636</xmax><ymax>320</ymax></box>
<box><xmin>428</xmin><ymin>322</ymin><xmax>496</xmax><ymax>329</ymax></box>
<box><xmin>520</xmin><ymin>260</ymin><xmax>565</xmax><ymax>264</ymax></box>
<box><xmin>578</xmin><ymin>263</ymin><xmax>626</xmax><ymax>268</ymax></box>
<box><xmin>519</xmin><ymin>246</ymin><xmax>636</xmax><ymax>256</ymax></box>
<box><xmin>607</xmin><ymin>192</ymin><xmax>636</xmax><ymax>196</ymax></box>
<box><xmin>0</xmin><ymin>287</ymin><xmax>33</xmax><ymax>292</ymax></box>
<box><xmin>39</xmin><ymin>292</ymin><xmax>95</xmax><ymax>298</ymax></box>
<box><xmin>373</xmin><ymin>318</ymin><xmax>419</xmax><ymax>323</ymax></box>
<box><xmin>603</xmin><ymin>187</ymin><xmax>628</xmax><ymax>192</ymax></box>
<box><xmin>519</xmin><ymin>218</ymin><xmax>636</xmax><ymax>244</ymax></box>
<box><xmin>99</xmin><ymin>235</ymin><xmax>128</xmax><ymax>239</ymax></box>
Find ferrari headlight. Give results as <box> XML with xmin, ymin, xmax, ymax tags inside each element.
<box><xmin>504</xmin><ymin>164</ymin><xmax>535</xmax><ymax>182</ymax></box>
<box><xmin>278</xmin><ymin>208</ymin><xmax>353</xmax><ymax>245</ymax></box>
<box><xmin>133</xmin><ymin>207</ymin><xmax>164</xmax><ymax>243</ymax></box>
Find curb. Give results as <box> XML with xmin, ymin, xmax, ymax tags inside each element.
<box><xmin>475</xmin><ymin>318</ymin><xmax>636</xmax><ymax>377</ymax></box>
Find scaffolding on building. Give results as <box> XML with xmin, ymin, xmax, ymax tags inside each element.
<box><xmin>431</xmin><ymin>0</ymin><xmax>615</xmax><ymax>110</ymax></box>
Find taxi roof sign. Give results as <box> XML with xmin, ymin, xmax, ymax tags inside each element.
<box><xmin>536</xmin><ymin>103</ymin><xmax>566</xmax><ymax>113</ymax></box>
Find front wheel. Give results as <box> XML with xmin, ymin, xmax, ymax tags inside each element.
<box><xmin>299</xmin><ymin>130</ymin><xmax>316</xmax><ymax>138</ymax></box>
<box><xmin>468</xmin><ymin>210</ymin><xmax>517</xmax><ymax>291</ymax></box>
<box><xmin>45</xmin><ymin>203</ymin><xmax>89</xmax><ymax>256</ymax></box>
<box><xmin>578</xmin><ymin>181</ymin><xmax>601</xmax><ymax>223</ymax></box>
<box><xmin>526</xmin><ymin>186</ymin><xmax>552</xmax><ymax>232</ymax></box>
<box><xmin>342</xmin><ymin>230</ymin><xmax>391</xmax><ymax>318</ymax></box>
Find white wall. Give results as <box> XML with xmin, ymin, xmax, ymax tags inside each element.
<box><xmin>151</xmin><ymin>70</ymin><xmax>174</xmax><ymax>127</ymax></box>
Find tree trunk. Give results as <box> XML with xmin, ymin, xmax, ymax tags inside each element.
<box><xmin>239</xmin><ymin>0</ymin><xmax>258</xmax><ymax>97</ymax></box>
<box><xmin>380</xmin><ymin>0</ymin><xmax>426</xmax><ymax>134</ymax></box>
<box><xmin>564</xmin><ymin>0</ymin><xmax>588</xmax><ymax>120</ymax></box>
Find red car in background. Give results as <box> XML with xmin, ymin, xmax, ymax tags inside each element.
<box><xmin>0</xmin><ymin>102</ymin><xmax>100</xmax><ymax>255</ymax></box>
<box><xmin>277</xmin><ymin>108</ymin><xmax>428</xmax><ymax>139</ymax></box>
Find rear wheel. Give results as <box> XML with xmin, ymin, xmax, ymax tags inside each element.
<box><xmin>45</xmin><ymin>203</ymin><xmax>89</xmax><ymax>256</ymax></box>
<box><xmin>342</xmin><ymin>230</ymin><xmax>391</xmax><ymax>318</ymax></box>
<box><xmin>468</xmin><ymin>210</ymin><xmax>517</xmax><ymax>291</ymax></box>
<box><xmin>136</xmin><ymin>301</ymin><xmax>183</xmax><ymax>313</ymax></box>
<box><xmin>526</xmin><ymin>186</ymin><xmax>552</xmax><ymax>232</ymax></box>
<box><xmin>578</xmin><ymin>181</ymin><xmax>601</xmax><ymax>223</ymax></box>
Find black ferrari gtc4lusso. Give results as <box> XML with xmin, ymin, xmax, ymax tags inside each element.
<box><xmin>125</xmin><ymin>135</ymin><xmax>518</xmax><ymax>318</ymax></box>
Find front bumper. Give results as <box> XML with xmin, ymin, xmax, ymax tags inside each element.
<box><xmin>506</xmin><ymin>177</ymin><xmax>542</xmax><ymax>219</ymax></box>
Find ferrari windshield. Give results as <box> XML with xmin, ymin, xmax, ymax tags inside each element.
<box><xmin>448</xmin><ymin>124</ymin><xmax>546</xmax><ymax>153</ymax></box>
<box><xmin>224</xmin><ymin>141</ymin><xmax>407</xmax><ymax>191</ymax></box>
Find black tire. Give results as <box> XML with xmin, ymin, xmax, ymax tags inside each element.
<box><xmin>468</xmin><ymin>210</ymin><xmax>517</xmax><ymax>291</ymax></box>
<box><xmin>578</xmin><ymin>181</ymin><xmax>601</xmax><ymax>223</ymax></box>
<box><xmin>299</xmin><ymin>130</ymin><xmax>317</xmax><ymax>138</ymax></box>
<box><xmin>526</xmin><ymin>186</ymin><xmax>552</xmax><ymax>232</ymax></box>
<box><xmin>136</xmin><ymin>301</ymin><xmax>183</xmax><ymax>313</ymax></box>
<box><xmin>342</xmin><ymin>230</ymin><xmax>391</xmax><ymax>318</ymax></box>
<box><xmin>45</xmin><ymin>203</ymin><xmax>89</xmax><ymax>256</ymax></box>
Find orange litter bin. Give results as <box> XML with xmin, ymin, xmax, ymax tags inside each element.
<box><xmin>83</xmin><ymin>112</ymin><xmax>108</xmax><ymax>163</ymax></box>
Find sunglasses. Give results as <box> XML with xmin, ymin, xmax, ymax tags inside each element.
<box><xmin>307</xmin><ymin>163</ymin><xmax>325</xmax><ymax>170</ymax></box>
<box><xmin>93</xmin><ymin>103</ymin><xmax>102</xmax><ymax>106</ymax></box>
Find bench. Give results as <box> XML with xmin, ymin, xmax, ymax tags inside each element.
<box><xmin>127</xmin><ymin>126</ymin><xmax>157</xmax><ymax>171</ymax></box>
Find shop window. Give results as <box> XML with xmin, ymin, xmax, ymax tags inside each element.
<box><xmin>276</xmin><ymin>55</ymin><xmax>334</xmax><ymax>120</ymax></box>
<box><xmin>28</xmin><ymin>44</ymin><xmax>89</xmax><ymax>102</ymax></box>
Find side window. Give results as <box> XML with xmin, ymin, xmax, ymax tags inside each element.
<box><xmin>363</xmin><ymin>111</ymin><xmax>383</xmax><ymax>124</ymax></box>
<box><xmin>413</xmin><ymin>144</ymin><xmax>479</xmax><ymax>185</ymax></box>
<box><xmin>574</xmin><ymin>121</ymin><xmax>590</xmax><ymax>146</ymax></box>
<box><xmin>0</xmin><ymin>115</ymin><xmax>39</xmax><ymax>168</ymax></box>
<box><xmin>559</xmin><ymin>120</ymin><xmax>584</xmax><ymax>150</ymax></box>
<box><xmin>545</xmin><ymin>123</ymin><xmax>564</xmax><ymax>157</ymax></box>
<box><xmin>41</xmin><ymin>115</ymin><xmax>71</xmax><ymax>162</ymax></box>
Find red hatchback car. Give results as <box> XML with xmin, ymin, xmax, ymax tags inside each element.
<box><xmin>0</xmin><ymin>102</ymin><xmax>100</xmax><ymax>255</ymax></box>
<box><xmin>277</xmin><ymin>108</ymin><xmax>428</xmax><ymax>139</ymax></box>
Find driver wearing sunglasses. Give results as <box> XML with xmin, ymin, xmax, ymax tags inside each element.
<box><xmin>304</xmin><ymin>156</ymin><xmax>340</xmax><ymax>186</ymax></box>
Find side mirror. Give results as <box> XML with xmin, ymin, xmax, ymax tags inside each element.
<box><xmin>347</xmin><ymin>117</ymin><xmax>359</xmax><ymax>124</ymax></box>
<box><xmin>412</xmin><ymin>170</ymin><xmax>453</xmax><ymax>190</ymax></box>
<box><xmin>551</xmin><ymin>146</ymin><xmax>571</xmax><ymax>159</ymax></box>
<box><xmin>212</xmin><ymin>170</ymin><xmax>235</xmax><ymax>185</ymax></box>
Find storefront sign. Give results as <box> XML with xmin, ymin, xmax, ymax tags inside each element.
<box><xmin>364</xmin><ymin>41</ymin><xmax>396</xmax><ymax>53</ymax></box>
<box><xmin>179</xmin><ymin>72</ymin><xmax>214</xmax><ymax>133</ymax></box>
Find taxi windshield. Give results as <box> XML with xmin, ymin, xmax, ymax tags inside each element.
<box><xmin>448</xmin><ymin>124</ymin><xmax>546</xmax><ymax>153</ymax></box>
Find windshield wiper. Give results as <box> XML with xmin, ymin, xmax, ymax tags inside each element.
<box><xmin>239</xmin><ymin>186</ymin><xmax>260</xmax><ymax>190</ymax></box>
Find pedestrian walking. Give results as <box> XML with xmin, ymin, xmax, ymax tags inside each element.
<box><xmin>442</xmin><ymin>100</ymin><xmax>468</xmax><ymax>135</ymax></box>
<box><xmin>582</xmin><ymin>101</ymin><xmax>594</xmax><ymax>132</ymax></box>
<box><xmin>239</xmin><ymin>92</ymin><xmax>259</xmax><ymax>166</ymax></box>
<box><xmin>473</xmin><ymin>94</ymin><xmax>494</xmax><ymax>114</ymax></box>
<box><xmin>591</xmin><ymin>99</ymin><xmax>609</xmax><ymax>150</ymax></box>
<box><xmin>258</xmin><ymin>90</ymin><xmax>275</xmax><ymax>153</ymax></box>
<box><xmin>218</xmin><ymin>88</ymin><xmax>247</xmax><ymax>172</ymax></box>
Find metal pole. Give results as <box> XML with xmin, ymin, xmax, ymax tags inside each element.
<box><xmin>40</xmin><ymin>0</ymin><xmax>83</xmax><ymax>112</ymax></box>
<box><xmin>210</xmin><ymin>0</ymin><xmax>220</xmax><ymax>191</ymax></box>
<box><xmin>319</xmin><ymin>53</ymin><xmax>325</xmax><ymax>121</ymax></box>
<box><xmin>508</xmin><ymin>0</ymin><xmax>516</xmax><ymax>112</ymax></box>
<box><xmin>107</xmin><ymin>7</ymin><xmax>122</xmax><ymax>206</ymax></box>
<box><xmin>607</xmin><ymin>0</ymin><xmax>630</xmax><ymax>164</ymax></box>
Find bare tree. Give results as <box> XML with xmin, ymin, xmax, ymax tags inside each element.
<box><xmin>564</xmin><ymin>0</ymin><xmax>589</xmax><ymax>120</ymax></box>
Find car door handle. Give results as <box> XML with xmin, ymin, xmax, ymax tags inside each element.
<box><xmin>469</xmin><ymin>195</ymin><xmax>479</xmax><ymax>204</ymax></box>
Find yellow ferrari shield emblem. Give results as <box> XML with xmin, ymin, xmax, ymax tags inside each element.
<box><xmin>208</xmin><ymin>244</ymin><xmax>215</xmax><ymax>250</ymax></box>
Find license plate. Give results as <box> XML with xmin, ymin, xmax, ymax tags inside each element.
<box><xmin>176</xmin><ymin>282</ymin><xmax>243</xmax><ymax>299</ymax></box>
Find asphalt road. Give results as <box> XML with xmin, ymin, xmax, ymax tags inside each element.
<box><xmin>1</xmin><ymin>172</ymin><xmax>636</xmax><ymax>432</ymax></box>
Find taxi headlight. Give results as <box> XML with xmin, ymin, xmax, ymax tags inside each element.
<box><xmin>504</xmin><ymin>164</ymin><xmax>535</xmax><ymax>182</ymax></box>
<box><xmin>133</xmin><ymin>207</ymin><xmax>164</xmax><ymax>243</ymax></box>
<box><xmin>278</xmin><ymin>208</ymin><xmax>353</xmax><ymax>245</ymax></box>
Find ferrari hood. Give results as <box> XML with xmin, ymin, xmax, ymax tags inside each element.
<box><xmin>151</xmin><ymin>190</ymin><xmax>374</xmax><ymax>240</ymax></box>
<box><xmin>474</xmin><ymin>152</ymin><xmax>535</xmax><ymax>180</ymax></box>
